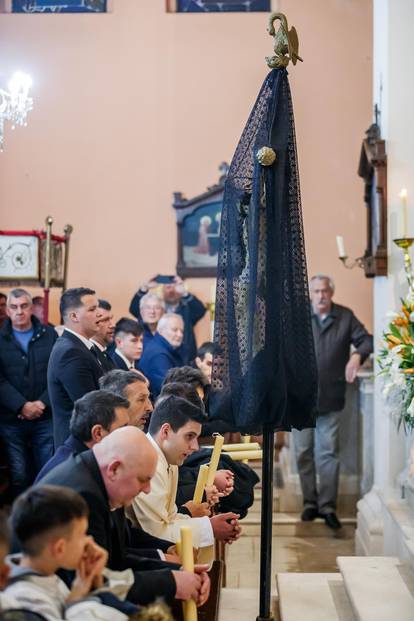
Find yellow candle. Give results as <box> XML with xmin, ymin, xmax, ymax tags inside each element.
<box><xmin>206</xmin><ymin>434</ymin><xmax>224</xmax><ymax>486</ymax></box>
<box><xmin>193</xmin><ymin>464</ymin><xmax>210</xmax><ymax>504</ymax></box>
<box><xmin>225</xmin><ymin>450</ymin><xmax>263</xmax><ymax>461</ymax></box>
<box><xmin>180</xmin><ymin>527</ymin><xmax>197</xmax><ymax>621</ymax></box>
<box><xmin>241</xmin><ymin>435</ymin><xmax>251</xmax><ymax>463</ymax></box>
<box><xmin>222</xmin><ymin>442</ymin><xmax>261</xmax><ymax>451</ymax></box>
<box><xmin>400</xmin><ymin>188</ymin><xmax>408</xmax><ymax>237</ymax></box>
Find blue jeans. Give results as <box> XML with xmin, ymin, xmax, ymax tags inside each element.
<box><xmin>0</xmin><ymin>417</ymin><xmax>54</xmax><ymax>498</ymax></box>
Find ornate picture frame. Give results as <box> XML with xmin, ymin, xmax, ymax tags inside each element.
<box><xmin>173</xmin><ymin>163</ymin><xmax>228</xmax><ymax>278</ymax></box>
<box><xmin>358</xmin><ymin>120</ymin><xmax>388</xmax><ymax>277</ymax></box>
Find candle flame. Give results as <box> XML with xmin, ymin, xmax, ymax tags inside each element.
<box><xmin>399</xmin><ymin>188</ymin><xmax>408</xmax><ymax>199</ymax></box>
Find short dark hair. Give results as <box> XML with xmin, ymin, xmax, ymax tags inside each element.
<box><xmin>163</xmin><ymin>366</ymin><xmax>206</xmax><ymax>389</ymax></box>
<box><xmin>98</xmin><ymin>299</ymin><xmax>112</xmax><ymax>311</ymax></box>
<box><xmin>32</xmin><ymin>296</ymin><xmax>44</xmax><ymax>305</ymax></box>
<box><xmin>69</xmin><ymin>390</ymin><xmax>129</xmax><ymax>442</ymax></box>
<box><xmin>114</xmin><ymin>318</ymin><xmax>143</xmax><ymax>339</ymax></box>
<box><xmin>0</xmin><ymin>292</ymin><xmax>6</xmax><ymax>301</ymax></box>
<box><xmin>149</xmin><ymin>395</ymin><xmax>206</xmax><ymax>435</ymax></box>
<box><xmin>60</xmin><ymin>287</ymin><xmax>96</xmax><ymax>322</ymax></box>
<box><xmin>158</xmin><ymin>382</ymin><xmax>205</xmax><ymax>412</ymax></box>
<box><xmin>0</xmin><ymin>512</ymin><xmax>10</xmax><ymax>548</ymax></box>
<box><xmin>99</xmin><ymin>369</ymin><xmax>146</xmax><ymax>397</ymax></box>
<box><xmin>196</xmin><ymin>341</ymin><xmax>217</xmax><ymax>361</ymax></box>
<box><xmin>11</xmin><ymin>485</ymin><xmax>88</xmax><ymax>556</ymax></box>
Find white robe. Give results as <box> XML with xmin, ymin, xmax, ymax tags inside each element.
<box><xmin>127</xmin><ymin>435</ymin><xmax>214</xmax><ymax>548</ymax></box>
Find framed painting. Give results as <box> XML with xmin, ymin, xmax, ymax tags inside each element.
<box><xmin>173</xmin><ymin>163</ymin><xmax>228</xmax><ymax>278</ymax></box>
<box><xmin>12</xmin><ymin>0</ymin><xmax>106</xmax><ymax>12</ymax></box>
<box><xmin>167</xmin><ymin>0</ymin><xmax>270</xmax><ymax>13</ymax></box>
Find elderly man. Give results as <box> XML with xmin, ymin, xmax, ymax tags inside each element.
<box><xmin>99</xmin><ymin>369</ymin><xmax>153</xmax><ymax>429</ymax></box>
<box><xmin>139</xmin><ymin>313</ymin><xmax>185</xmax><ymax>398</ymax></box>
<box><xmin>0</xmin><ymin>288</ymin><xmax>57</xmax><ymax>497</ymax></box>
<box><xmin>293</xmin><ymin>274</ymin><xmax>373</xmax><ymax>530</ymax></box>
<box><xmin>41</xmin><ymin>427</ymin><xmax>210</xmax><ymax>607</ymax></box>
<box><xmin>47</xmin><ymin>287</ymin><xmax>104</xmax><ymax>447</ymax></box>
<box><xmin>130</xmin><ymin>276</ymin><xmax>205</xmax><ymax>363</ymax></box>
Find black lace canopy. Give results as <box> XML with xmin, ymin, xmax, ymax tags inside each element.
<box><xmin>210</xmin><ymin>67</ymin><xmax>317</xmax><ymax>434</ymax></box>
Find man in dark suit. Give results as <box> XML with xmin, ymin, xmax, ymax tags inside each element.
<box><xmin>110</xmin><ymin>318</ymin><xmax>143</xmax><ymax>371</ymax></box>
<box><xmin>35</xmin><ymin>389</ymin><xmax>130</xmax><ymax>481</ymax></box>
<box><xmin>99</xmin><ymin>369</ymin><xmax>153</xmax><ymax>429</ymax></box>
<box><xmin>47</xmin><ymin>287</ymin><xmax>104</xmax><ymax>448</ymax></box>
<box><xmin>40</xmin><ymin>427</ymin><xmax>210</xmax><ymax>607</ymax></box>
<box><xmin>90</xmin><ymin>299</ymin><xmax>116</xmax><ymax>373</ymax></box>
<box><xmin>293</xmin><ymin>275</ymin><xmax>373</xmax><ymax>530</ymax></box>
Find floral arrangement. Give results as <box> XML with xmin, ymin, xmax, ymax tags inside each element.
<box><xmin>378</xmin><ymin>291</ymin><xmax>414</xmax><ymax>431</ymax></box>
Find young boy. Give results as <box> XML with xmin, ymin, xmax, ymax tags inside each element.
<box><xmin>111</xmin><ymin>318</ymin><xmax>143</xmax><ymax>371</ymax></box>
<box><xmin>5</xmin><ymin>485</ymin><xmax>132</xmax><ymax>621</ymax></box>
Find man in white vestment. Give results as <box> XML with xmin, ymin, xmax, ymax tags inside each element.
<box><xmin>127</xmin><ymin>395</ymin><xmax>241</xmax><ymax>549</ymax></box>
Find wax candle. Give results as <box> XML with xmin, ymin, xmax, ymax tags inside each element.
<box><xmin>225</xmin><ymin>449</ymin><xmax>263</xmax><ymax>461</ymax></box>
<box><xmin>222</xmin><ymin>442</ymin><xmax>261</xmax><ymax>451</ymax></box>
<box><xmin>193</xmin><ymin>464</ymin><xmax>209</xmax><ymax>504</ymax></box>
<box><xmin>206</xmin><ymin>434</ymin><xmax>224</xmax><ymax>486</ymax></box>
<box><xmin>336</xmin><ymin>235</ymin><xmax>346</xmax><ymax>258</ymax></box>
<box><xmin>180</xmin><ymin>527</ymin><xmax>197</xmax><ymax>621</ymax></box>
<box><xmin>399</xmin><ymin>188</ymin><xmax>408</xmax><ymax>238</ymax></box>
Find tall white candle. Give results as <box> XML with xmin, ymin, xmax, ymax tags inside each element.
<box><xmin>399</xmin><ymin>188</ymin><xmax>408</xmax><ymax>238</ymax></box>
<box><xmin>336</xmin><ymin>236</ymin><xmax>346</xmax><ymax>258</ymax></box>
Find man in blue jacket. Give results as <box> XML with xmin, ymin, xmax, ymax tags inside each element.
<box><xmin>129</xmin><ymin>276</ymin><xmax>206</xmax><ymax>363</ymax></box>
<box><xmin>139</xmin><ymin>313</ymin><xmax>184</xmax><ymax>398</ymax></box>
<box><xmin>0</xmin><ymin>288</ymin><xmax>57</xmax><ymax>498</ymax></box>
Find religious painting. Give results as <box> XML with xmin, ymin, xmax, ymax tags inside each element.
<box><xmin>167</xmin><ymin>0</ymin><xmax>270</xmax><ymax>13</ymax></box>
<box><xmin>173</xmin><ymin>162</ymin><xmax>228</xmax><ymax>278</ymax></box>
<box><xmin>0</xmin><ymin>235</ymin><xmax>39</xmax><ymax>280</ymax></box>
<box><xmin>12</xmin><ymin>0</ymin><xmax>106</xmax><ymax>12</ymax></box>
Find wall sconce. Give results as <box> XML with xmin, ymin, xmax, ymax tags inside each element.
<box><xmin>336</xmin><ymin>236</ymin><xmax>365</xmax><ymax>269</ymax></box>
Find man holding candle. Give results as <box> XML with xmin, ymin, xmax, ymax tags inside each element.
<box><xmin>127</xmin><ymin>395</ymin><xmax>241</xmax><ymax>549</ymax></box>
<box><xmin>293</xmin><ymin>275</ymin><xmax>373</xmax><ymax>530</ymax></box>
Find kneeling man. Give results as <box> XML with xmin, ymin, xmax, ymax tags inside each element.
<box><xmin>127</xmin><ymin>395</ymin><xmax>241</xmax><ymax>549</ymax></box>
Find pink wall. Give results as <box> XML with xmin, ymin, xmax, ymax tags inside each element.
<box><xmin>0</xmin><ymin>0</ymin><xmax>373</xmax><ymax>340</ymax></box>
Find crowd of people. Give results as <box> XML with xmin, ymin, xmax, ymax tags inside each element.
<box><xmin>0</xmin><ymin>277</ymin><xmax>255</xmax><ymax>620</ymax></box>
<box><xmin>0</xmin><ymin>272</ymin><xmax>373</xmax><ymax>619</ymax></box>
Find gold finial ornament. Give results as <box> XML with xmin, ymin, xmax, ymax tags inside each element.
<box><xmin>266</xmin><ymin>12</ymin><xmax>303</xmax><ymax>69</ymax></box>
<box><xmin>257</xmin><ymin>146</ymin><xmax>276</xmax><ymax>166</ymax></box>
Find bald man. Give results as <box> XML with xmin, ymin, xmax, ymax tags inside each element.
<box><xmin>40</xmin><ymin>427</ymin><xmax>210</xmax><ymax>607</ymax></box>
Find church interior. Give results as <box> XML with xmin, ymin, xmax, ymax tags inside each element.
<box><xmin>0</xmin><ymin>0</ymin><xmax>414</xmax><ymax>620</ymax></box>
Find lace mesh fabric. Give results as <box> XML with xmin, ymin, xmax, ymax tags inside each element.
<box><xmin>210</xmin><ymin>68</ymin><xmax>317</xmax><ymax>433</ymax></box>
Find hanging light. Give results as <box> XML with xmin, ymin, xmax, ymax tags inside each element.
<box><xmin>0</xmin><ymin>71</ymin><xmax>33</xmax><ymax>151</ymax></box>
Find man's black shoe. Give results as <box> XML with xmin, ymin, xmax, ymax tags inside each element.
<box><xmin>323</xmin><ymin>512</ymin><xmax>342</xmax><ymax>530</ymax></box>
<box><xmin>301</xmin><ymin>507</ymin><xmax>319</xmax><ymax>522</ymax></box>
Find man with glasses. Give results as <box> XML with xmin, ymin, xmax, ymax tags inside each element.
<box><xmin>0</xmin><ymin>288</ymin><xmax>57</xmax><ymax>498</ymax></box>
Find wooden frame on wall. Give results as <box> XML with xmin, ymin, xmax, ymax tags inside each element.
<box><xmin>358</xmin><ymin>121</ymin><xmax>388</xmax><ymax>277</ymax></box>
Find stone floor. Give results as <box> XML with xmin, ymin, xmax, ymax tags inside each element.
<box><xmin>226</xmin><ymin>528</ymin><xmax>356</xmax><ymax>589</ymax></box>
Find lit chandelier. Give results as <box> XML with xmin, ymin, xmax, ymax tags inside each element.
<box><xmin>0</xmin><ymin>72</ymin><xmax>33</xmax><ymax>151</ymax></box>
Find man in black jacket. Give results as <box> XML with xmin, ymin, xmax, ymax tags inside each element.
<box><xmin>0</xmin><ymin>288</ymin><xmax>57</xmax><ymax>498</ymax></box>
<box><xmin>293</xmin><ymin>275</ymin><xmax>373</xmax><ymax>530</ymax></box>
<box><xmin>40</xmin><ymin>427</ymin><xmax>210</xmax><ymax>607</ymax></box>
<box><xmin>47</xmin><ymin>287</ymin><xmax>104</xmax><ymax>448</ymax></box>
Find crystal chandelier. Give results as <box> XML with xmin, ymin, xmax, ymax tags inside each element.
<box><xmin>0</xmin><ymin>72</ymin><xmax>33</xmax><ymax>151</ymax></box>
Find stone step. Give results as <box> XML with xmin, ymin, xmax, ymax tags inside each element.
<box><xmin>277</xmin><ymin>572</ymin><xmax>356</xmax><ymax>621</ymax></box>
<box><xmin>337</xmin><ymin>556</ymin><xmax>414</xmax><ymax>621</ymax></box>
<box><xmin>218</xmin><ymin>588</ymin><xmax>279</xmax><ymax>621</ymax></box>
<box><xmin>241</xmin><ymin>513</ymin><xmax>356</xmax><ymax>537</ymax></box>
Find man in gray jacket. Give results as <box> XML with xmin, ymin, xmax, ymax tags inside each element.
<box><xmin>293</xmin><ymin>275</ymin><xmax>373</xmax><ymax>530</ymax></box>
